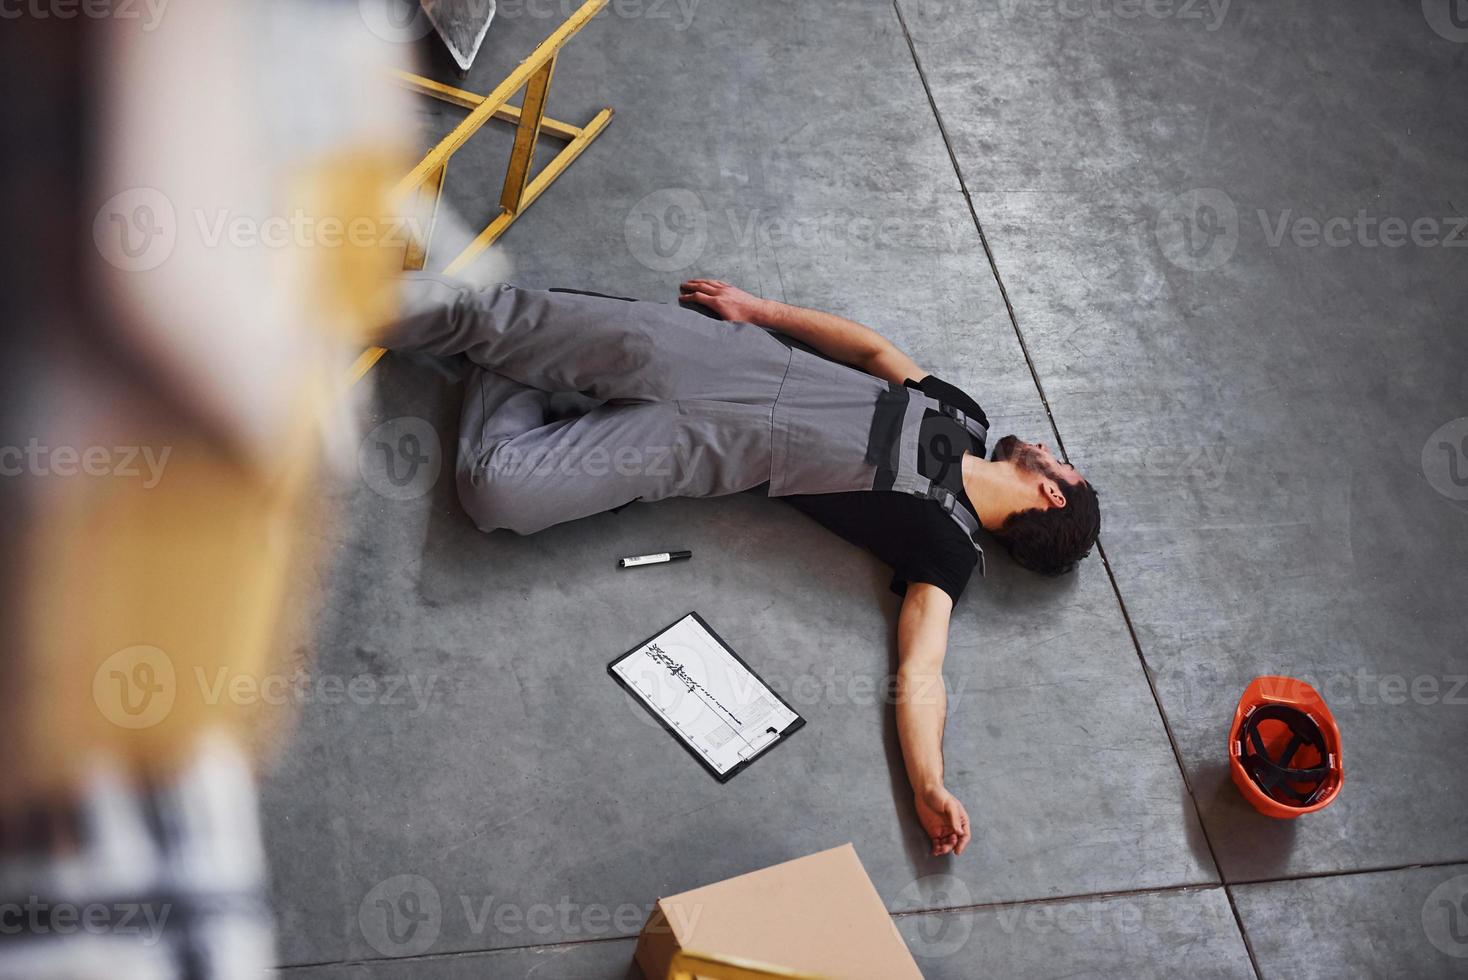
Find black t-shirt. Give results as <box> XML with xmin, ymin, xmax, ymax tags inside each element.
<box><xmin>783</xmin><ymin>374</ymin><xmax>989</xmax><ymax>604</ymax></box>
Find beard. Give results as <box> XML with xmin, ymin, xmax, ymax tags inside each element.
<box><xmin>992</xmin><ymin>435</ymin><xmax>1053</xmax><ymax>478</ymax></box>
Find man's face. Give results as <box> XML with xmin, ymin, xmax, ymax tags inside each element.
<box><xmin>992</xmin><ymin>435</ymin><xmax>1084</xmax><ymax>486</ymax></box>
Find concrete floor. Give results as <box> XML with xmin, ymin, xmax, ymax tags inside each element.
<box><xmin>266</xmin><ymin>0</ymin><xmax>1468</xmax><ymax>976</ymax></box>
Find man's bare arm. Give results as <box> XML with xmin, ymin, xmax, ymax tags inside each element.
<box><xmin>678</xmin><ymin>279</ymin><xmax>924</xmax><ymax>385</ymax></box>
<box><xmin>896</xmin><ymin>582</ymin><xmax>972</xmax><ymax>857</ymax></box>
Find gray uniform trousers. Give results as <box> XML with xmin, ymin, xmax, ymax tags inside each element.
<box><xmin>380</xmin><ymin>275</ymin><xmax>801</xmax><ymax>534</ymax></box>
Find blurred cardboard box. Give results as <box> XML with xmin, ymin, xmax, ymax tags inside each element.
<box><xmin>635</xmin><ymin>843</ymin><xmax>923</xmax><ymax>980</ymax></box>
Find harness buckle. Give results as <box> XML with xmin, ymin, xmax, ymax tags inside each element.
<box><xmin>928</xmin><ymin>486</ymin><xmax>957</xmax><ymax>514</ymax></box>
<box><xmin>938</xmin><ymin>401</ymin><xmax>987</xmax><ymax>443</ymax></box>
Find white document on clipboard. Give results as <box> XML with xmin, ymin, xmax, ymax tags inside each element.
<box><xmin>609</xmin><ymin>613</ymin><xmax>803</xmax><ymax>781</ymax></box>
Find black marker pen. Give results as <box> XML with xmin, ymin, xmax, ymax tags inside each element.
<box><xmin>618</xmin><ymin>550</ymin><xmax>692</xmax><ymax>568</ymax></box>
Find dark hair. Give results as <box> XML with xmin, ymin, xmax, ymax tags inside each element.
<box><xmin>993</xmin><ymin>478</ymin><xmax>1101</xmax><ymax>576</ymax></box>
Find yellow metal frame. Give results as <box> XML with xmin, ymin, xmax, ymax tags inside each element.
<box><xmin>350</xmin><ymin>0</ymin><xmax>614</xmax><ymax>384</ymax></box>
<box><xmin>668</xmin><ymin>948</ymin><xmax>826</xmax><ymax>980</ymax></box>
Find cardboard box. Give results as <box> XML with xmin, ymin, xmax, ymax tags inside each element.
<box><xmin>634</xmin><ymin>843</ymin><xmax>923</xmax><ymax>980</ymax></box>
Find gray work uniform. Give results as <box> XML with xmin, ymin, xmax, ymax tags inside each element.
<box><xmin>381</xmin><ymin>275</ymin><xmax>986</xmax><ymax>566</ymax></box>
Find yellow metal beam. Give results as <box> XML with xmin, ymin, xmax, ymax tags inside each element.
<box><xmin>500</xmin><ymin>54</ymin><xmax>557</xmax><ymax>214</ymax></box>
<box><xmin>392</xmin><ymin>70</ymin><xmax>583</xmax><ymax>141</ymax></box>
<box><xmin>668</xmin><ymin>949</ymin><xmax>825</xmax><ymax>980</ymax></box>
<box><xmin>442</xmin><ymin>106</ymin><xmax>613</xmax><ymax>275</ymax></box>
<box><xmin>394</xmin><ymin>0</ymin><xmax>606</xmax><ymax>197</ymax></box>
<box><xmin>349</xmin><ymin>345</ymin><xmax>388</xmax><ymax>385</ymax></box>
<box><xmin>402</xmin><ymin>161</ymin><xmax>446</xmax><ymax>272</ymax></box>
<box><xmin>354</xmin><ymin>0</ymin><xmax>613</xmax><ymax>386</ymax></box>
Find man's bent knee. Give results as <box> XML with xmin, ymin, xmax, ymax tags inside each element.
<box><xmin>456</xmin><ymin>458</ymin><xmax>546</xmax><ymax>535</ymax></box>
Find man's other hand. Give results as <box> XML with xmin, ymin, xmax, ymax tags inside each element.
<box><xmin>679</xmin><ymin>279</ymin><xmax>767</xmax><ymax>323</ymax></box>
<box><xmin>915</xmin><ymin>785</ymin><xmax>972</xmax><ymax>857</ymax></box>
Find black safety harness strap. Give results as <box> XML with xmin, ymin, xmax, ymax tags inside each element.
<box><xmin>864</xmin><ymin>386</ymin><xmax>989</xmax><ymax>575</ymax></box>
<box><xmin>925</xmin><ymin>484</ymin><xmax>987</xmax><ymax>577</ymax></box>
<box><xmin>937</xmin><ymin>402</ymin><xmax>989</xmax><ymax>443</ymax></box>
<box><xmin>865</xmin><ymin>383</ymin><xmax>909</xmax><ymax>493</ymax></box>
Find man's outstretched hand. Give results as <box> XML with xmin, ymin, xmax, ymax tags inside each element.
<box><xmin>915</xmin><ymin>785</ymin><xmax>972</xmax><ymax>857</ymax></box>
<box><xmin>679</xmin><ymin>279</ymin><xmax>768</xmax><ymax>323</ymax></box>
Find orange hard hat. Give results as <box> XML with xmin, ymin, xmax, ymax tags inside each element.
<box><xmin>1228</xmin><ymin>676</ymin><xmax>1343</xmax><ymax>818</ymax></box>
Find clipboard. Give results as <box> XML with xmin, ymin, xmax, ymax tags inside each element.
<box><xmin>608</xmin><ymin>612</ymin><xmax>805</xmax><ymax>783</ymax></box>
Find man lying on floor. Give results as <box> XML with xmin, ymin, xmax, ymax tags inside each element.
<box><xmin>377</xmin><ymin>275</ymin><xmax>1101</xmax><ymax>858</ymax></box>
